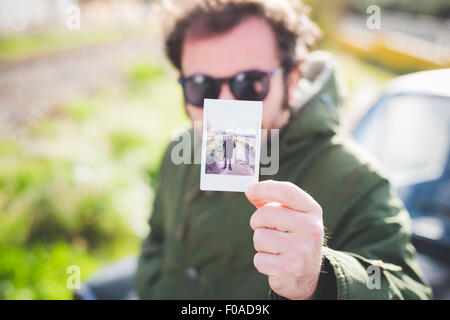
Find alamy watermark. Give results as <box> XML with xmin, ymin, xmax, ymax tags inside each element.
<box><xmin>66</xmin><ymin>5</ymin><xmax>81</xmax><ymax>30</ymax></box>
<box><xmin>366</xmin><ymin>5</ymin><xmax>381</xmax><ymax>30</ymax></box>
<box><xmin>366</xmin><ymin>265</ymin><xmax>381</xmax><ymax>290</ymax></box>
<box><xmin>66</xmin><ymin>265</ymin><xmax>81</xmax><ymax>290</ymax></box>
<box><xmin>170</xmin><ymin>121</ymin><xmax>280</xmax><ymax>176</ymax></box>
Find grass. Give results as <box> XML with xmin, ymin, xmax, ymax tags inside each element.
<box><xmin>1</xmin><ymin>242</ymin><xmax>108</xmax><ymax>300</ymax></box>
<box><xmin>0</xmin><ymin>25</ymin><xmax>152</xmax><ymax>61</ymax></box>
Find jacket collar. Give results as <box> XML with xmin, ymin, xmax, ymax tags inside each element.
<box><xmin>278</xmin><ymin>51</ymin><xmax>347</xmax><ymax>160</ymax></box>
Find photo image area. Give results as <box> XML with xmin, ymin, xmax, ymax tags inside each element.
<box><xmin>200</xmin><ymin>99</ymin><xmax>262</xmax><ymax>192</ymax></box>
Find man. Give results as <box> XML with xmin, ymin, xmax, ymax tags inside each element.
<box><xmin>135</xmin><ymin>0</ymin><xmax>432</xmax><ymax>299</ymax></box>
<box><xmin>223</xmin><ymin>134</ymin><xmax>236</xmax><ymax>170</ymax></box>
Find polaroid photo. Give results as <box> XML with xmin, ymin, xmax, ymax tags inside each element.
<box><xmin>200</xmin><ymin>98</ymin><xmax>262</xmax><ymax>192</ymax></box>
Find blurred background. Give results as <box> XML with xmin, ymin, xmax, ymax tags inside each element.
<box><xmin>0</xmin><ymin>0</ymin><xmax>449</xmax><ymax>299</ymax></box>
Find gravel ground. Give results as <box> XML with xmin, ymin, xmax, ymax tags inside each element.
<box><xmin>0</xmin><ymin>34</ymin><xmax>162</xmax><ymax>133</ymax></box>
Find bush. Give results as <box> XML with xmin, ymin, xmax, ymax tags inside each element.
<box><xmin>127</xmin><ymin>60</ymin><xmax>165</xmax><ymax>86</ymax></box>
<box><xmin>0</xmin><ymin>242</ymin><xmax>104</xmax><ymax>300</ymax></box>
<box><xmin>0</xmin><ymin>155</ymin><xmax>135</xmax><ymax>249</ymax></box>
<box><xmin>109</xmin><ymin>130</ymin><xmax>148</xmax><ymax>159</ymax></box>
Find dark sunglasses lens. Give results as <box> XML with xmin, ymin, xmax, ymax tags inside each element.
<box><xmin>183</xmin><ymin>75</ymin><xmax>220</xmax><ymax>107</ymax></box>
<box><xmin>231</xmin><ymin>72</ymin><xmax>270</xmax><ymax>101</ymax></box>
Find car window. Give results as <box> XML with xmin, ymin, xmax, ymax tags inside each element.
<box><xmin>355</xmin><ymin>94</ymin><xmax>450</xmax><ymax>187</ymax></box>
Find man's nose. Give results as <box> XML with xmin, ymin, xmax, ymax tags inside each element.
<box><xmin>218</xmin><ymin>83</ymin><xmax>235</xmax><ymax>100</ymax></box>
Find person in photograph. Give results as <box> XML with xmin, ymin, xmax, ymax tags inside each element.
<box><xmin>244</xmin><ymin>141</ymin><xmax>251</xmax><ymax>165</ymax></box>
<box><xmin>135</xmin><ymin>0</ymin><xmax>432</xmax><ymax>300</ymax></box>
<box><xmin>222</xmin><ymin>133</ymin><xmax>236</xmax><ymax>170</ymax></box>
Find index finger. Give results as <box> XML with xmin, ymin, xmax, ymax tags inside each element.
<box><xmin>245</xmin><ymin>180</ymin><xmax>321</xmax><ymax>214</ymax></box>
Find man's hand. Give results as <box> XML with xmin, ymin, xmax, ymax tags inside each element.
<box><xmin>245</xmin><ymin>180</ymin><xmax>324</xmax><ymax>300</ymax></box>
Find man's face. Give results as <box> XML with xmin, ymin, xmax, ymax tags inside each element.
<box><xmin>181</xmin><ymin>17</ymin><xmax>295</xmax><ymax>130</ymax></box>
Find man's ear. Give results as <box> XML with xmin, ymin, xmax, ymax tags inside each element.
<box><xmin>287</xmin><ymin>68</ymin><xmax>301</xmax><ymax>105</ymax></box>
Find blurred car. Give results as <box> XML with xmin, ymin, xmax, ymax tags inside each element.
<box><xmin>352</xmin><ymin>68</ymin><xmax>450</xmax><ymax>299</ymax></box>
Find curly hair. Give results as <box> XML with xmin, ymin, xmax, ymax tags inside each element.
<box><xmin>159</xmin><ymin>0</ymin><xmax>321</xmax><ymax>73</ymax></box>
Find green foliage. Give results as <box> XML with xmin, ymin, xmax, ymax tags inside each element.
<box><xmin>63</xmin><ymin>99</ymin><xmax>97</xmax><ymax>122</ymax></box>
<box><xmin>0</xmin><ymin>155</ymin><xmax>136</xmax><ymax>248</ymax></box>
<box><xmin>0</xmin><ymin>242</ymin><xmax>102</xmax><ymax>300</ymax></box>
<box><xmin>127</xmin><ymin>60</ymin><xmax>165</xmax><ymax>86</ymax></box>
<box><xmin>109</xmin><ymin>130</ymin><xmax>147</xmax><ymax>159</ymax></box>
<box><xmin>0</xmin><ymin>26</ymin><xmax>150</xmax><ymax>61</ymax></box>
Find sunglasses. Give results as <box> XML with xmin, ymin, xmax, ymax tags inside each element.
<box><xmin>178</xmin><ymin>67</ymin><xmax>282</xmax><ymax>108</ymax></box>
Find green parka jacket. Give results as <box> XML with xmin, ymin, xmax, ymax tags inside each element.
<box><xmin>135</xmin><ymin>51</ymin><xmax>432</xmax><ymax>300</ymax></box>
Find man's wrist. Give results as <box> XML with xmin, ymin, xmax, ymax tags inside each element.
<box><xmin>270</xmin><ymin>255</ymin><xmax>337</xmax><ymax>300</ymax></box>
